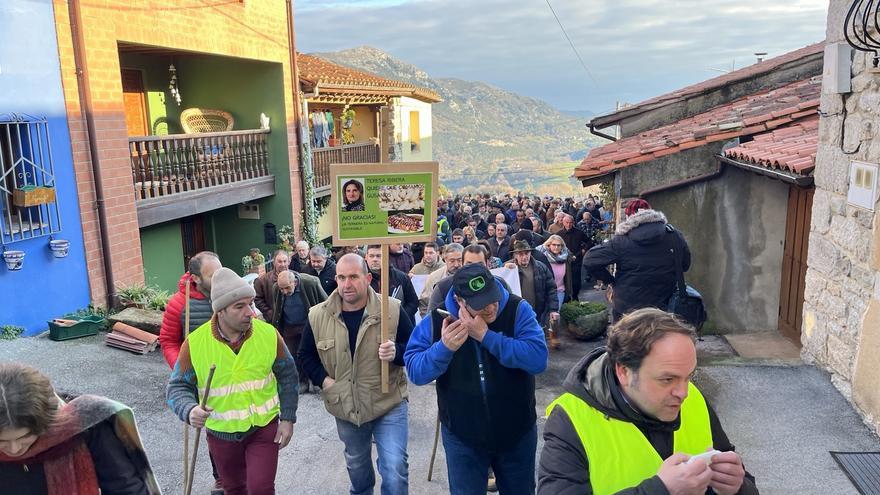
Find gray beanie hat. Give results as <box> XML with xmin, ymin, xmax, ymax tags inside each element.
<box><xmin>211</xmin><ymin>267</ymin><xmax>256</xmax><ymax>312</ymax></box>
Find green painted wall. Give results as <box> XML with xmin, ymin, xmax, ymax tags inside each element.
<box><xmin>177</xmin><ymin>57</ymin><xmax>295</xmax><ymax>274</ymax></box>
<box><xmin>141</xmin><ymin>221</ymin><xmax>184</xmax><ymax>292</ymax></box>
<box><xmin>118</xmin><ymin>53</ymin><xmax>182</xmax><ymax>134</ymax></box>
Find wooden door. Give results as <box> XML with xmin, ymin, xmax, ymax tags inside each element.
<box><xmin>778</xmin><ymin>185</ymin><xmax>814</xmax><ymax>346</ymax></box>
<box><xmin>121</xmin><ymin>69</ymin><xmax>148</xmax><ymax>137</ymax></box>
<box><xmin>181</xmin><ymin>216</ymin><xmax>207</xmax><ymax>272</ymax></box>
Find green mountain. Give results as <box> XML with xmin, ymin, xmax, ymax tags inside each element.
<box><xmin>311</xmin><ymin>46</ymin><xmax>605</xmax><ymax>194</ymax></box>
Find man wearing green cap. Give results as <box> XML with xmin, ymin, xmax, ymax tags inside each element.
<box><xmin>405</xmin><ymin>263</ymin><xmax>548</xmax><ymax>494</ymax></box>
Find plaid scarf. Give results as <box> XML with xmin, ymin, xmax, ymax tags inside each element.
<box><xmin>0</xmin><ymin>395</ymin><xmax>161</xmax><ymax>494</ymax></box>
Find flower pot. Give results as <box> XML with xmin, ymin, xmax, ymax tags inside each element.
<box><xmin>3</xmin><ymin>250</ymin><xmax>25</xmax><ymax>271</ymax></box>
<box><xmin>328</xmin><ymin>137</ymin><xmax>341</xmax><ymax>147</ymax></box>
<box><xmin>49</xmin><ymin>239</ymin><xmax>70</xmax><ymax>258</ymax></box>
<box><xmin>13</xmin><ymin>186</ymin><xmax>56</xmax><ymax>207</ymax></box>
<box><xmin>565</xmin><ymin>309</ymin><xmax>609</xmax><ymax>341</ymax></box>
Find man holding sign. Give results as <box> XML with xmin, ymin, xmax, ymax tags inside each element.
<box><xmin>298</xmin><ymin>254</ymin><xmax>413</xmax><ymax>495</ymax></box>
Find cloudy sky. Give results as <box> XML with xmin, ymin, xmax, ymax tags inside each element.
<box><xmin>296</xmin><ymin>0</ymin><xmax>828</xmax><ymax>114</ymax></box>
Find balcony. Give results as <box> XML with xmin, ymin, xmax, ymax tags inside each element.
<box><xmin>129</xmin><ymin>129</ymin><xmax>275</xmax><ymax>227</ymax></box>
<box><xmin>312</xmin><ymin>141</ymin><xmax>381</xmax><ymax>195</ymax></box>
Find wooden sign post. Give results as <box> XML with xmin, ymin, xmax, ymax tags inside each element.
<box><xmin>330</xmin><ymin>162</ymin><xmax>439</xmax><ymax>393</ymax></box>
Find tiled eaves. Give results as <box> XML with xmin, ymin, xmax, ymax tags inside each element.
<box><xmin>724</xmin><ymin>116</ymin><xmax>818</xmax><ymax>175</ymax></box>
<box><xmin>298</xmin><ymin>53</ymin><xmax>442</xmax><ymax>103</ymax></box>
<box><xmin>574</xmin><ymin>78</ymin><xmax>821</xmax><ymax>179</ymax></box>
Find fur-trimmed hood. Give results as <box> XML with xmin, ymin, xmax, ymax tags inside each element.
<box><xmin>615</xmin><ymin>209</ymin><xmax>669</xmax><ymax>245</ymax></box>
<box><xmin>615</xmin><ymin>209</ymin><xmax>667</xmax><ymax>235</ymax></box>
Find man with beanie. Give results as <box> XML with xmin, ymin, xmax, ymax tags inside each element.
<box><xmin>298</xmin><ymin>254</ymin><xmax>413</xmax><ymax>495</ymax></box>
<box><xmin>167</xmin><ymin>267</ymin><xmax>299</xmax><ymax>494</ymax></box>
<box><xmin>159</xmin><ymin>251</ymin><xmax>225</xmax><ymax>493</ymax></box>
<box><xmin>405</xmin><ymin>264</ymin><xmax>548</xmax><ymax>494</ymax></box>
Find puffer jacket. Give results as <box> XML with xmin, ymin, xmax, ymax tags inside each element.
<box><xmin>582</xmin><ymin>210</ymin><xmax>690</xmax><ymax>316</ymax></box>
<box><xmin>160</xmin><ymin>273</ymin><xmax>213</xmax><ymax>368</ymax></box>
<box><xmin>538</xmin><ymin>348</ymin><xmax>758</xmax><ymax>494</ymax></box>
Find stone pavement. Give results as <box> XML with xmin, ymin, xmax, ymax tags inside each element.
<box><xmin>0</xmin><ymin>328</ymin><xmax>877</xmax><ymax>494</ymax></box>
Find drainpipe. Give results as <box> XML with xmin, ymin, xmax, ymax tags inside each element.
<box><xmin>637</xmin><ymin>161</ymin><xmax>725</xmax><ymax>198</ymax></box>
<box><xmin>68</xmin><ymin>0</ymin><xmax>116</xmax><ymax>309</ymax></box>
<box><xmin>588</xmin><ymin>120</ymin><xmax>618</xmax><ymax>142</ymax></box>
<box><xmin>286</xmin><ymin>0</ymin><xmax>317</xmax><ymax>244</ymax></box>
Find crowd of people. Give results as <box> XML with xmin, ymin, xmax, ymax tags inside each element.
<box><xmin>0</xmin><ymin>192</ymin><xmax>758</xmax><ymax>495</ymax></box>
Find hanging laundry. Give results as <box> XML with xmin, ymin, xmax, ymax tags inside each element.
<box><xmin>325</xmin><ymin>111</ymin><xmax>335</xmax><ymax>139</ymax></box>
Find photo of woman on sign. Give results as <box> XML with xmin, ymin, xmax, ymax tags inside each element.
<box><xmin>341</xmin><ymin>178</ymin><xmax>365</xmax><ymax>212</ymax></box>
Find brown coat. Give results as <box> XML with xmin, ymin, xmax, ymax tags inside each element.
<box><xmin>253</xmin><ymin>270</ymin><xmax>279</xmax><ymax>321</ymax></box>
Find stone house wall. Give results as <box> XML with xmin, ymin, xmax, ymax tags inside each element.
<box><xmin>803</xmin><ymin>0</ymin><xmax>880</xmax><ymax>433</ymax></box>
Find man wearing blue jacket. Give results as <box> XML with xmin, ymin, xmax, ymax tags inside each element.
<box><xmin>405</xmin><ymin>264</ymin><xmax>548</xmax><ymax>494</ymax></box>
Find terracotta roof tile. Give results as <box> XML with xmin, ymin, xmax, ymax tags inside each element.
<box><xmin>591</xmin><ymin>42</ymin><xmax>824</xmax><ymax>125</ymax></box>
<box><xmin>575</xmin><ymin>78</ymin><xmax>821</xmax><ymax>179</ymax></box>
<box><xmin>297</xmin><ymin>53</ymin><xmax>442</xmax><ymax>103</ymax></box>
<box><xmin>722</xmin><ymin>115</ymin><xmax>819</xmax><ymax>176</ymax></box>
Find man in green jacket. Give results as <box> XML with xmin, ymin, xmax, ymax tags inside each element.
<box><xmin>272</xmin><ymin>270</ymin><xmax>327</xmax><ymax>394</ymax></box>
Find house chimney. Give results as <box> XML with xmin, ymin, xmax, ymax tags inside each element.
<box><xmin>755</xmin><ymin>52</ymin><xmax>768</xmax><ymax>63</ymax></box>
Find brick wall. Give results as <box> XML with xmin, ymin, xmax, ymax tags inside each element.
<box><xmin>52</xmin><ymin>0</ymin><xmax>303</xmax><ymax>305</ymax></box>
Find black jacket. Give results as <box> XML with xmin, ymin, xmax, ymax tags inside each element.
<box><xmin>270</xmin><ymin>272</ymin><xmax>328</xmax><ymax>329</ymax></box>
<box><xmin>488</xmin><ymin>237</ymin><xmax>512</xmax><ymax>262</ymax></box>
<box><xmin>517</xmin><ymin>259</ymin><xmax>558</xmax><ymax>325</ymax></box>
<box><xmin>583</xmin><ymin>210</ymin><xmax>690</xmax><ymax>316</ymax></box>
<box><xmin>370</xmin><ymin>267</ymin><xmax>418</xmax><ymax>323</ymax></box>
<box><xmin>303</xmin><ymin>258</ymin><xmax>338</xmax><ymax>296</ymax></box>
<box><xmin>0</xmin><ymin>417</ymin><xmax>151</xmax><ymax>495</ymax></box>
<box><xmin>538</xmin><ymin>348</ymin><xmax>758</xmax><ymax>495</ymax></box>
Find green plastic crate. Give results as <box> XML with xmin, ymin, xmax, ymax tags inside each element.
<box><xmin>48</xmin><ymin>315</ymin><xmax>105</xmax><ymax>341</ymax></box>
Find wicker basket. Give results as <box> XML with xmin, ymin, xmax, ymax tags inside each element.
<box><xmin>180</xmin><ymin>108</ymin><xmax>234</xmax><ymax>134</ymax></box>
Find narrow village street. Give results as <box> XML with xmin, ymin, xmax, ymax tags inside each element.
<box><xmin>1</xmin><ymin>321</ymin><xmax>876</xmax><ymax>494</ymax></box>
<box><xmin>7</xmin><ymin>1</ymin><xmax>880</xmax><ymax>494</ymax></box>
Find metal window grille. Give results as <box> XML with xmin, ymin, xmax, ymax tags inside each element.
<box><xmin>0</xmin><ymin>114</ymin><xmax>62</xmax><ymax>245</ymax></box>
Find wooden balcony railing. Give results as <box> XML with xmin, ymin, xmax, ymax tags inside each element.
<box><xmin>312</xmin><ymin>141</ymin><xmax>381</xmax><ymax>190</ymax></box>
<box><xmin>129</xmin><ymin>129</ymin><xmax>271</xmax><ymax>200</ymax></box>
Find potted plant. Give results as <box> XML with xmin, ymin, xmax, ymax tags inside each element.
<box><xmin>241</xmin><ymin>248</ymin><xmax>266</xmax><ymax>276</ymax></box>
<box><xmin>560</xmin><ymin>301</ymin><xmax>609</xmax><ymax>340</ymax></box>
<box><xmin>341</xmin><ymin>107</ymin><xmax>356</xmax><ymax>145</ymax></box>
<box><xmin>3</xmin><ymin>250</ymin><xmax>25</xmax><ymax>271</ymax></box>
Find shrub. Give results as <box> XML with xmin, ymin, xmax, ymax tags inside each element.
<box><xmin>116</xmin><ymin>284</ymin><xmax>170</xmax><ymax>311</ymax></box>
<box><xmin>560</xmin><ymin>301</ymin><xmax>606</xmax><ymax>323</ymax></box>
<box><xmin>0</xmin><ymin>325</ymin><xmax>24</xmax><ymax>340</ymax></box>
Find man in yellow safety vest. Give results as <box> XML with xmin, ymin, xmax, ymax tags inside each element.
<box><xmin>538</xmin><ymin>308</ymin><xmax>758</xmax><ymax>495</ymax></box>
<box><xmin>167</xmin><ymin>267</ymin><xmax>300</xmax><ymax>494</ymax></box>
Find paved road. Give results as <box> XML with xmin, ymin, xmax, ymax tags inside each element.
<box><xmin>0</xmin><ymin>329</ymin><xmax>877</xmax><ymax>494</ymax></box>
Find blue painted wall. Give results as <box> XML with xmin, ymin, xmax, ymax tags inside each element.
<box><xmin>0</xmin><ymin>1</ymin><xmax>91</xmax><ymax>335</ymax></box>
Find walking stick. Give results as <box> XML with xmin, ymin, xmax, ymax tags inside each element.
<box><xmin>182</xmin><ymin>277</ymin><xmax>192</xmax><ymax>488</ymax></box>
<box><xmin>184</xmin><ymin>364</ymin><xmax>216</xmax><ymax>495</ymax></box>
<box><xmin>427</xmin><ymin>413</ymin><xmax>441</xmax><ymax>481</ymax></box>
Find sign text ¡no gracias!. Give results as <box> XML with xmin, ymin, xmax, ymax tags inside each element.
<box><xmin>330</xmin><ymin>162</ymin><xmax>439</xmax><ymax>246</ymax></box>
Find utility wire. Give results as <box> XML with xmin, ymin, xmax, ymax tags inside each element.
<box><xmin>544</xmin><ymin>0</ymin><xmax>598</xmax><ymax>85</ymax></box>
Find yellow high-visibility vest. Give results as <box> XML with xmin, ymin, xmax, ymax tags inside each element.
<box><xmin>546</xmin><ymin>382</ymin><xmax>712</xmax><ymax>495</ymax></box>
<box><xmin>189</xmin><ymin>319</ymin><xmax>280</xmax><ymax>433</ymax></box>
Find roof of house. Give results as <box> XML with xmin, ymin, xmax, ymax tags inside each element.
<box><xmin>297</xmin><ymin>54</ymin><xmax>442</xmax><ymax>103</ymax></box>
<box><xmin>723</xmin><ymin>115</ymin><xmax>818</xmax><ymax>175</ymax></box>
<box><xmin>574</xmin><ymin>77</ymin><xmax>821</xmax><ymax>180</ymax></box>
<box><xmin>590</xmin><ymin>42</ymin><xmax>824</xmax><ymax>127</ymax></box>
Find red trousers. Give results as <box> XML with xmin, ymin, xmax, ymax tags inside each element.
<box><xmin>206</xmin><ymin>419</ymin><xmax>279</xmax><ymax>495</ymax></box>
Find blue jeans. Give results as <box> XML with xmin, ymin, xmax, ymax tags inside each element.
<box><xmin>442</xmin><ymin>423</ymin><xmax>537</xmax><ymax>495</ymax></box>
<box><xmin>556</xmin><ymin>291</ymin><xmax>565</xmax><ymax>309</ymax></box>
<box><xmin>335</xmin><ymin>400</ymin><xmax>409</xmax><ymax>495</ymax></box>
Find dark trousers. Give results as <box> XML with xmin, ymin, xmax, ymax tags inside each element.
<box><xmin>281</xmin><ymin>324</ymin><xmax>306</xmax><ymax>383</ymax></box>
<box><xmin>442</xmin><ymin>423</ymin><xmax>537</xmax><ymax>495</ymax></box>
<box><xmin>570</xmin><ymin>257</ymin><xmax>583</xmax><ymax>299</ymax></box>
<box><xmin>207</xmin><ymin>419</ymin><xmax>279</xmax><ymax>495</ymax></box>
